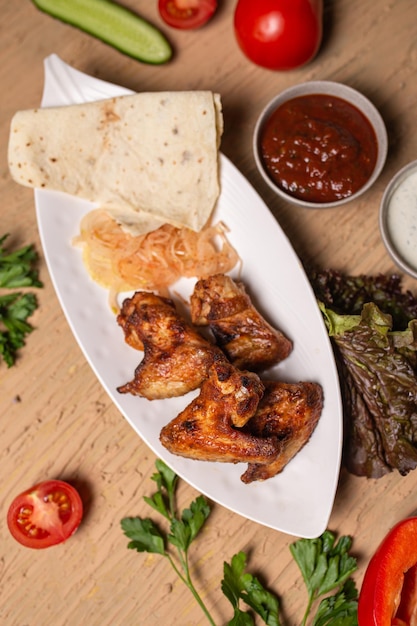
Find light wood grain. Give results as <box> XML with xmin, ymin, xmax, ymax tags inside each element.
<box><xmin>1</xmin><ymin>1</ymin><xmax>417</xmax><ymax>625</ymax></box>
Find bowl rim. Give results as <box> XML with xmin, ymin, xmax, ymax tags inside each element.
<box><xmin>253</xmin><ymin>80</ymin><xmax>388</xmax><ymax>209</ymax></box>
<box><xmin>379</xmin><ymin>159</ymin><xmax>417</xmax><ymax>279</ymax></box>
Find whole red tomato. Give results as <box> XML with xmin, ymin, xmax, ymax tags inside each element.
<box><xmin>234</xmin><ymin>0</ymin><xmax>323</xmax><ymax>71</ymax></box>
<box><xmin>7</xmin><ymin>480</ymin><xmax>83</xmax><ymax>549</ymax></box>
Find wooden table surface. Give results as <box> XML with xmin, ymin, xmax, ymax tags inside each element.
<box><xmin>1</xmin><ymin>1</ymin><xmax>417</xmax><ymax>624</ymax></box>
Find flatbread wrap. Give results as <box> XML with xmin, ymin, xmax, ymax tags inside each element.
<box><xmin>8</xmin><ymin>90</ymin><xmax>223</xmax><ymax>233</ymax></box>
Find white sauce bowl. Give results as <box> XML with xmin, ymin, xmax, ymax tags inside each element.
<box><xmin>380</xmin><ymin>160</ymin><xmax>417</xmax><ymax>279</ymax></box>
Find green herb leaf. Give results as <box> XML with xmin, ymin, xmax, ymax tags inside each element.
<box><xmin>291</xmin><ymin>532</ymin><xmax>357</xmax><ymax>596</ymax></box>
<box><xmin>222</xmin><ymin>552</ymin><xmax>255</xmax><ymax>625</ymax></box>
<box><xmin>241</xmin><ymin>576</ymin><xmax>280</xmax><ymax>626</ymax></box>
<box><xmin>144</xmin><ymin>489</ymin><xmax>170</xmax><ymax>519</ymax></box>
<box><xmin>168</xmin><ymin>517</ymin><xmax>192</xmax><ymax>552</ymax></box>
<box><xmin>313</xmin><ymin>579</ymin><xmax>358</xmax><ymax>626</ymax></box>
<box><xmin>0</xmin><ymin>234</ymin><xmax>42</xmax><ymax>366</ymax></box>
<box><xmin>0</xmin><ymin>234</ymin><xmax>42</xmax><ymax>288</ymax></box>
<box><xmin>120</xmin><ymin>516</ymin><xmax>166</xmax><ymax>555</ymax></box>
<box><xmin>290</xmin><ymin>531</ymin><xmax>358</xmax><ymax>625</ymax></box>
<box><xmin>144</xmin><ymin>459</ymin><xmax>179</xmax><ymax>519</ymax></box>
<box><xmin>222</xmin><ymin>551</ymin><xmax>246</xmax><ymax>608</ymax></box>
<box><xmin>181</xmin><ymin>495</ymin><xmax>211</xmax><ymax>543</ymax></box>
<box><xmin>222</xmin><ymin>551</ymin><xmax>281</xmax><ymax>626</ymax></box>
<box><xmin>168</xmin><ymin>495</ymin><xmax>210</xmax><ymax>551</ymax></box>
<box><xmin>153</xmin><ymin>458</ymin><xmax>178</xmax><ymax>496</ymax></box>
<box><xmin>228</xmin><ymin>611</ymin><xmax>256</xmax><ymax>626</ymax></box>
<box><xmin>0</xmin><ymin>292</ymin><xmax>39</xmax><ymax>367</ymax></box>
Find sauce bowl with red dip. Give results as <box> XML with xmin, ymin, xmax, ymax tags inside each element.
<box><xmin>253</xmin><ymin>81</ymin><xmax>388</xmax><ymax>208</ymax></box>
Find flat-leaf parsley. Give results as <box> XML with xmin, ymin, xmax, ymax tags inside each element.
<box><xmin>0</xmin><ymin>234</ymin><xmax>42</xmax><ymax>366</ymax></box>
<box><xmin>121</xmin><ymin>460</ymin><xmax>359</xmax><ymax>625</ymax></box>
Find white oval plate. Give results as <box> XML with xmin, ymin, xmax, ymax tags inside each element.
<box><xmin>34</xmin><ymin>54</ymin><xmax>342</xmax><ymax>538</ymax></box>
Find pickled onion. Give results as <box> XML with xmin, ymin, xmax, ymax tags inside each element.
<box><xmin>73</xmin><ymin>209</ymin><xmax>239</xmax><ymax>308</ymax></box>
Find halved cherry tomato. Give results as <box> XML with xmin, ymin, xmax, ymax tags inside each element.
<box><xmin>7</xmin><ymin>480</ymin><xmax>83</xmax><ymax>549</ymax></box>
<box><xmin>158</xmin><ymin>0</ymin><xmax>217</xmax><ymax>30</ymax></box>
<box><xmin>358</xmin><ymin>517</ymin><xmax>417</xmax><ymax>625</ymax></box>
<box><xmin>234</xmin><ymin>0</ymin><xmax>323</xmax><ymax>71</ymax></box>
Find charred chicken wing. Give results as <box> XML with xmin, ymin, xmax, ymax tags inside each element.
<box><xmin>190</xmin><ymin>274</ymin><xmax>292</xmax><ymax>371</ymax></box>
<box><xmin>117</xmin><ymin>291</ymin><xmax>225</xmax><ymax>400</ymax></box>
<box><xmin>241</xmin><ymin>381</ymin><xmax>323</xmax><ymax>483</ymax></box>
<box><xmin>160</xmin><ymin>359</ymin><xmax>282</xmax><ymax>463</ymax></box>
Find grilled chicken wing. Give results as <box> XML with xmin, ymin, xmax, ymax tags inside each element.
<box><xmin>160</xmin><ymin>359</ymin><xmax>282</xmax><ymax>463</ymax></box>
<box><xmin>190</xmin><ymin>274</ymin><xmax>292</xmax><ymax>371</ymax></box>
<box><xmin>241</xmin><ymin>381</ymin><xmax>323</xmax><ymax>483</ymax></box>
<box><xmin>117</xmin><ymin>291</ymin><xmax>225</xmax><ymax>400</ymax></box>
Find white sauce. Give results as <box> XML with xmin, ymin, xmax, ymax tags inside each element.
<box><xmin>387</xmin><ymin>168</ymin><xmax>417</xmax><ymax>271</ymax></box>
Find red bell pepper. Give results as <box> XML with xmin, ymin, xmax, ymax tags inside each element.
<box><xmin>358</xmin><ymin>517</ymin><xmax>417</xmax><ymax>626</ymax></box>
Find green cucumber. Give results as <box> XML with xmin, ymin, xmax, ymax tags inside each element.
<box><xmin>32</xmin><ymin>0</ymin><xmax>173</xmax><ymax>65</ymax></box>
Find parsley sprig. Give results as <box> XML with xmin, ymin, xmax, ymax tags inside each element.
<box><xmin>121</xmin><ymin>460</ymin><xmax>214</xmax><ymax>625</ymax></box>
<box><xmin>222</xmin><ymin>551</ymin><xmax>280</xmax><ymax>625</ymax></box>
<box><xmin>290</xmin><ymin>532</ymin><xmax>359</xmax><ymax>626</ymax></box>
<box><xmin>0</xmin><ymin>234</ymin><xmax>42</xmax><ymax>366</ymax></box>
<box><xmin>0</xmin><ymin>234</ymin><xmax>42</xmax><ymax>289</ymax></box>
<box><xmin>121</xmin><ymin>460</ymin><xmax>359</xmax><ymax>625</ymax></box>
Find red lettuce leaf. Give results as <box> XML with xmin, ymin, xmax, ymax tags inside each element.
<box><xmin>309</xmin><ymin>270</ymin><xmax>417</xmax><ymax>478</ymax></box>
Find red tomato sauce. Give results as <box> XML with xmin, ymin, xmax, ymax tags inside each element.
<box><xmin>259</xmin><ymin>94</ymin><xmax>378</xmax><ymax>203</ymax></box>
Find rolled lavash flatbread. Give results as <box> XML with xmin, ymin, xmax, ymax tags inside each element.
<box><xmin>8</xmin><ymin>91</ymin><xmax>223</xmax><ymax>234</ymax></box>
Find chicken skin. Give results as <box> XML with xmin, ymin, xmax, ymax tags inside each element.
<box><xmin>241</xmin><ymin>381</ymin><xmax>323</xmax><ymax>483</ymax></box>
<box><xmin>116</xmin><ymin>285</ymin><xmax>322</xmax><ymax>484</ymax></box>
<box><xmin>190</xmin><ymin>274</ymin><xmax>292</xmax><ymax>372</ymax></box>
<box><xmin>117</xmin><ymin>291</ymin><xmax>225</xmax><ymax>400</ymax></box>
<box><xmin>160</xmin><ymin>359</ymin><xmax>282</xmax><ymax>464</ymax></box>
